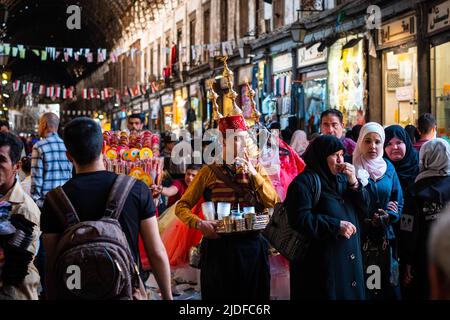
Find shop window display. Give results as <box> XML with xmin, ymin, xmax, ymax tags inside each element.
<box><xmin>171</xmin><ymin>90</ymin><xmax>187</xmax><ymax>130</ymax></box>
<box><xmin>303</xmin><ymin>78</ymin><xmax>327</xmax><ymax>136</ymax></box>
<box><xmin>383</xmin><ymin>47</ymin><xmax>418</xmax><ymax>127</ymax></box>
<box><xmin>431</xmin><ymin>42</ymin><xmax>450</xmax><ymax>138</ymax></box>
<box><xmin>328</xmin><ymin>36</ymin><xmax>366</xmax><ymax>127</ymax></box>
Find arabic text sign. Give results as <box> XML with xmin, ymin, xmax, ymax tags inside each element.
<box><xmin>297</xmin><ymin>44</ymin><xmax>327</xmax><ymax>68</ymax></box>
<box><xmin>428</xmin><ymin>0</ymin><xmax>450</xmax><ymax>34</ymax></box>
<box><xmin>378</xmin><ymin>15</ymin><xmax>416</xmax><ymax>47</ymax></box>
<box><xmin>396</xmin><ymin>86</ymin><xmax>414</xmax><ymax>102</ymax></box>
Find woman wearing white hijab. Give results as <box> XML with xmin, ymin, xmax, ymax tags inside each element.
<box><xmin>290</xmin><ymin>130</ymin><xmax>309</xmax><ymax>156</ymax></box>
<box><xmin>403</xmin><ymin>138</ymin><xmax>450</xmax><ymax>299</ymax></box>
<box><xmin>353</xmin><ymin>122</ymin><xmax>404</xmax><ymax>300</ymax></box>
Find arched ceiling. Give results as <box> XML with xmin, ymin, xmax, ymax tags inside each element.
<box><xmin>2</xmin><ymin>0</ymin><xmax>168</xmax><ymax>84</ymax></box>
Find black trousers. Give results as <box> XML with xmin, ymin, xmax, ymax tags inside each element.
<box><xmin>200</xmin><ymin>233</ymin><xmax>270</xmax><ymax>301</ymax></box>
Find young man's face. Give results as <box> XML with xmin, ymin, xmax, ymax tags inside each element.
<box><xmin>184</xmin><ymin>169</ymin><xmax>198</xmax><ymax>186</ymax></box>
<box><xmin>0</xmin><ymin>146</ymin><xmax>19</xmax><ymax>191</ymax></box>
<box><xmin>222</xmin><ymin>131</ymin><xmax>247</xmax><ymax>164</ymax></box>
<box><xmin>127</xmin><ymin>118</ymin><xmax>143</xmax><ymax>132</ymax></box>
<box><xmin>320</xmin><ymin>115</ymin><xmax>344</xmax><ymax>139</ymax></box>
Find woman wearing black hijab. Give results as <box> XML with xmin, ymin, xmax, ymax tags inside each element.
<box><xmin>384</xmin><ymin>125</ymin><xmax>420</xmax><ymax>299</ymax></box>
<box><xmin>286</xmin><ymin>135</ymin><xmax>370</xmax><ymax>300</ymax></box>
<box><xmin>384</xmin><ymin>125</ymin><xmax>420</xmax><ymax>190</ymax></box>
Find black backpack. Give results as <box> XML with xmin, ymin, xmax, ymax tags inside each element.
<box><xmin>263</xmin><ymin>171</ymin><xmax>321</xmax><ymax>262</ymax></box>
<box><xmin>46</xmin><ymin>175</ymin><xmax>146</xmax><ymax>300</ymax></box>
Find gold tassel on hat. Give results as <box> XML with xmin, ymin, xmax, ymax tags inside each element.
<box><xmin>246</xmin><ymin>80</ymin><xmax>262</xmax><ymax>123</ymax></box>
<box><xmin>206</xmin><ymin>79</ymin><xmax>222</xmax><ymax>121</ymax></box>
<box><xmin>219</xmin><ymin>56</ymin><xmax>243</xmax><ymax>116</ymax></box>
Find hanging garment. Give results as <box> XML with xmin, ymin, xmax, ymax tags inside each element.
<box><xmin>262</xmin><ymin>94</ymin><xmax>273</xmax><ymax>115</ymax></box>
<box><xmin>280</xmin><ymin>76</ymin><xmax>285</xmax><ymax>96</ymax></box>
<box><xmin>282</xmin><ymin>96</ymin><xmax>291</xmax><ymax>115</ymax></box>
<box><xmin>277</xmin><ymin>97</ymin><xmax>283</xmax><ymax>115</ymax></box>
<box><xmin>285</xmin><ymin>74</ymin><xmax>292</xmax><ymax>95</ymax></box>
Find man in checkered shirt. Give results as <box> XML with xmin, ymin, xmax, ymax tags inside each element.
<box><xmin>31</xmin><ymin>113</ymin><xmax>73</xmax><ymax>208</ymax></box>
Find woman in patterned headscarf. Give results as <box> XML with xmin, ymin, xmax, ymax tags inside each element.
<box><xmin>404</xmin><ymin>139</ymin><xmax>450</xmax><ymax>299</ymax></box>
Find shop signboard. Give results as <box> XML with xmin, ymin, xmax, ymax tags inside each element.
<box><xmin>378</xmin><ymin>14</ymin><xmax>416</xmax><ymax>48</ymax></box>
<box><xmin>161</xmin><ymin>92</ymin><xmax>174</xmax><ymax>106</ymax></box>
<box><xmin>428</xmin><ymin>0</ymin><xmax>450</xmax><ymax>34</ymax></box>
<box><xmin>272</xmin><ymin>53</ymin><xmax>293</xmax><ymax>74</ymax></box>
<box><xmin>132</xmin><ymin>104</ymin><xmax>142</xmax><ymax>114</ymax></box>
<box><xmin>395</xmin><ymin>86</ymin><xmax>414</xmax><ymax>102</ymax></box>
<box><xmin>150</xmin><ymin>99</ymin><xmax>161</xmax><ymax>120</ymax></box>
<box><xmin>142</xmin><ymin>101</ymin><xmax>149</xmax><ymax>111</ymax></box>
<box><xmin>297</xmin><ymin>43</ymin><xmax>327</xmax><ymax>68</ymax></box>
<box><xmin>238</xmin><ymin>65</ymin><xmax>254</xmax><ymax>85</ymax></box>
<box><xmin>190</xmin><ymin>84</ymin><xmax>198</xmax><ymax>97</ymax></box>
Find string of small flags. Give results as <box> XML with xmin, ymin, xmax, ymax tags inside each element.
<box><xmin>11</xmin><ymin>80</ymin><xmax>156</xmax><ymax>101</ymax></box>
<box><xmin>0</xmin><ymin>39</ymin><xmax>241</xmax><ymax>64</ymax></box>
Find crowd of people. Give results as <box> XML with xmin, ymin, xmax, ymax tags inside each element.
<box><xmin>281</xmin><ymin>110</ymin><xmax>450</xmax><ymax>300</ymax></box>
<box><xmin>0</xmin><ymin>107</ymin><xmax>450</xmax><ymax>301</ymax></box>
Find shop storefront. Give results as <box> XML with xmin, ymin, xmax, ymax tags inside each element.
<box><xmin>142</xmin><ymin>100</ymin><xmax>150</xmax><ymax>129</ymax></box>
<box><xmin>161</xmin><ymin>90</ymin><xmax>174</xmax><ymax>131</ymax></box>
<box><xmin>131</xmin><ymin>97</ymin><xmax>143</xmax><ymax>115</ymax></box>
<box><xmin>429</xmin><ymin>0</ymin><xmax>450</xmax><ymax>137</ymax></box>
<box><xmin>118</xmin><ymin>110</ymin><xmax>127</xmax><ymax>130</ymax></box>
<box><xmin>297</xmin><ymin>43</ymin><xmax>328</xmax><ymax>134</ymax></box>
<box><xmin>189</xmin><ymin>83</ymin><xmax>202</xmax><ymax>129</ymax></box>
<box><xmin>272</xmin><ymin>52</ymin><xmax>293</xmax><ymax>129</ymax></box>
<box><xmin>378</xmin><ymin>14</ymin><xmax>418</xmax><ymax>127</ymax></box>
<box><xmin>172</xmin><ymin>87</ymin><xmax>188</xmax><ymax>131</ymax></box>
<box><xmin>238</xmin><ymin>65</ymin><xmax>255</xmax><ymax>120</ymax></box>
<box><xmin>112</xmin><ymin>112</ymin><xmax>120</xmax><ymax>131</ymax></box>
<box><xmin>149</xmin><ymin>96</ymin><xmax>161</xmax><ymax>131</ymax></box>
<box><xmin>255</xmin><ymin>60</ymin><xmax>269</xmax><ymax>110</ymax></box>
<box><xmin>328</xmin><ymin>34</ymin><xmax>367</xmax><ymax>128</ymax></box>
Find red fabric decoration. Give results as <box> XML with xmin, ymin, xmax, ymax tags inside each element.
<box><xmin>218</xmin><ymin>115</ymin><xmax>248</xmax><ymax>134</ymax></box>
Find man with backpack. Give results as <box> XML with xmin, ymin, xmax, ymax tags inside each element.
<box><xmin>40</xmin><ymin>118</ymin><xmax>172</xmax><ymax>300</ymax></box>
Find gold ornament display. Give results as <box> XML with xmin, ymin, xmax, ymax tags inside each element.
<box><xmin>245</xmin><ymin>80</ymin><xmax>262</xmax><ymax>123</ymax></box>
<box><xmin>218</xmin><ymin>56</ymin><xmax>243</xmax><ymax>116</ymax></box>
<box><xmin>206</xmin><ymin>79</ymin><xmax>222</xmax><ymax>121</ymax></box>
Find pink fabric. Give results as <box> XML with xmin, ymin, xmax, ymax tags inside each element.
<box><xmin>276</xmin><ymin>137</ymin><xmax>306</xmax><ymax>201</ymax></box>
<box><xmin>290</xmin><ymin>130</ymin><xmax>309</xmax><ymax>156</ymax></box>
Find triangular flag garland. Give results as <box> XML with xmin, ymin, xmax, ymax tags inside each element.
<box><xmin>9</xmin><ymin>77</ymin><xmax>161</xmax><ymax>103</ymax></box>
<box><xmin>0</xmin><ymin>38</ymin><xmax>240</xmax><ymax>66</ymax></box>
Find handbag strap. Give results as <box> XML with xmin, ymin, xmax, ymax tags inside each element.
<box><xmin>208</xmin><ymin>164</ymin><xmax>246</xmax><ymax>195</ymax></box>
<box><xmin>311</xmin><ymin>172</ymin><xmax>321</xmax><ymax>207</ymax></box>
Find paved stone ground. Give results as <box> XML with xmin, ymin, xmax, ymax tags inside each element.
<box><xmin>145</xmin><ymin>266</ymin><xmax>201</xmax><ymax>300</ymax></box>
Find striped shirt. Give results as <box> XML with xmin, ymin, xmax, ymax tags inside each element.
<box><xmin>31</xmin><ymin>133</ymin><xmax>73</xmax><ymax>207</ymax></box>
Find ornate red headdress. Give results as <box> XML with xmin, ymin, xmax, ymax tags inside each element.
<box><xmin>207</xmin><ymin>56</ymin><xmax>261</xmax><ymax>135</ymax></box>
<box><xmin>218</xmin><ymin>114</ymin><xmax>248</xmax><ymax>133</ymax></box>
